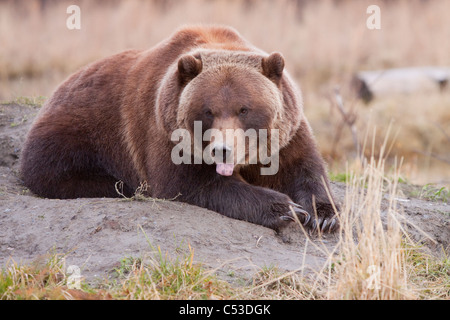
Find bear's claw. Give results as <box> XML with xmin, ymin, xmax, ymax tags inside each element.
<box><xmin>311</xmin><ymin>216</ymin><xmax>339</xmax><ymax>233</ymax></box>
<box><xmin>288</xmin><ymin>201</ymin><xmax>309</xmax><ymax>216</ymax></box>
<box><xmin>280</xmin><ymin>215</ymin><xmax>295</xmax><ymax>222</ymax></box>
<box><xmin>285</xmin><ymin>201</ymin><xmax>339</xmax><ymax>233</ymax></box>
<box><xmin>283</xmin><ymin>202</ymin><xmax>311</xmax><ymax>226</ymax></box>
<box><xmin>327</xmin><ymin>218</ymin><xmax>338</xmax><ymax>232</ymax></box>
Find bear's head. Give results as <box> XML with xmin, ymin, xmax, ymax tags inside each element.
<box><xmin>156</xmin><ymin>50</ymin><xmax>303</xmax><ymax>176</ymax></box>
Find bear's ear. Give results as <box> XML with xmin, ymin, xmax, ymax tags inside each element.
<box><xmin>178</xmin><ymin>54</ymin><xmax>202</xmax><ymax>85</ymax></box>
<box><xmin>261</xmin><ymin>52</ymin><xmax>285</xmax><ymax>85</ymax></box>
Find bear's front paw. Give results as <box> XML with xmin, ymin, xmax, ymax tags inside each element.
<box><xmin>272</xmin><ymin>199</ymin><xmax>339</xmax><ymax>233</ymax></box>
<box><xmin>307</xmin><ymin>202</ymin><xmax>339</xmax><ymax>233</ymax></box>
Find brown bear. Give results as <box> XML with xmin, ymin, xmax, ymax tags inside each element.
<box><xmin>20</xmin><ymin>25</ymin><xmax>339</xmax><ymax>232</ymax></box>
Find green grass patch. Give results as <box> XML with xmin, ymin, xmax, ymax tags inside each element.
<box><xmin>329</xmin><ymin>172</ymin><xmax>353</xmax><ymax>183</ymax></box>
<box><xmin>1</xmin><ymin>96</ymin><xmax>46</xmax><ymax>107</ymax></box>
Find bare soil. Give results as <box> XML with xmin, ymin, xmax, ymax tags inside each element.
<box><xmin>0</xmin><ymin>103</ymin><xmax>449</xmax><ymax>283</ymax></box>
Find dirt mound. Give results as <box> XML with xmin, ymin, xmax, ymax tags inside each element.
<box><xmin>0</xmin><ymin>103</ymin><xmax>448</xmax><ymax>282</ymax></box>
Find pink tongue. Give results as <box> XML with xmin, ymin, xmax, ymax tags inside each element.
<box><xmin>216</xmin><ymin>163</ymin><xmax>235</xmax><ymax>176</ymax></box>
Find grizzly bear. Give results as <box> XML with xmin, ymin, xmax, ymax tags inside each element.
<box><xmin>20</xmin><ymin>25</ymin><xmax>339</xmax><ymax>232</ymax></box>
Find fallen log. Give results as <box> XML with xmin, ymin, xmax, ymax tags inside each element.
<box><xmin>352</xmin><ymin>67</ymin><xmax>450</xmax><ymax>102</ymax></box>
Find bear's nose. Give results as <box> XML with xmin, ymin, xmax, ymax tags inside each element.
<box><xmin>211</xmin><ymin>145</ymin><xmax>232</xmax><ymax>163</ymax></box>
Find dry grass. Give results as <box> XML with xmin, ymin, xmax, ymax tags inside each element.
<box><xmin>241</xmin><ymin>127</ymin><xmax>448</xmax><ymax>300</ymax></box>
<box><xmin>108</xmin><ymin>245</ymin><xmax>235</xmax><ymax>300</ymax></box>
<box><xmin>310</xmin><ymin>91</ymin><xmax>450</xmax><ymax>186</ymax></box>
<box><xmin>0</xmin><ymin>253</ymin><xmax>111</xmax><ymax>299</ymax></box>
<box><xmin>239</xmin><ymin>133</ymin><xmax>448</xmax><ymax>300</ymax></box>
<box><xmin>326</xmin><ymin>136</ymin><xmax>413</xmax><ymax>299</ymax></box>
<box><xmin>2</xmin><ymin>0</ymin><xmax>450</xmax><ymax>82</ymax></box>
<box><xmin>0</xmin><ymin>248</ymin><xmax>234</xmax><ymax>300</ymax></box>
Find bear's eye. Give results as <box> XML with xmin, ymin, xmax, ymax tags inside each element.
<box><xmin>239</xmin><ymin>107</ymin><xmax>249</xmax><ymax>116</ymax></box>
<box><xmin>204</xmin><ymin>110</ymin><xmax>213</xmax><ymax>118</ymax></box>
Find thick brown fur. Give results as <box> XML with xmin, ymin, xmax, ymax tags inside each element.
<box><xmin>20</xmin><ymin>25</ymin><xmax>339</xmax><ymax>232</ymax></box>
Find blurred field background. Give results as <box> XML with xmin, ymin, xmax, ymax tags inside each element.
<box><xmin>1</xmin><ymin>0</ymin><xmax>449</xmax><ymax>187</ymax></box>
